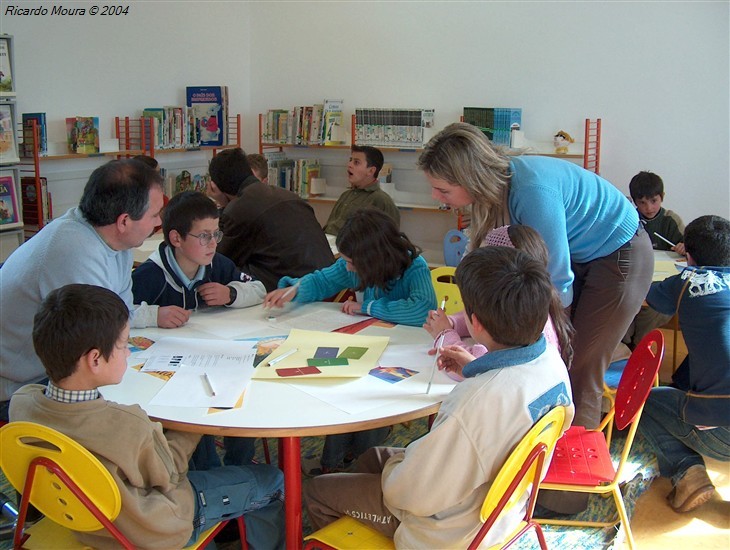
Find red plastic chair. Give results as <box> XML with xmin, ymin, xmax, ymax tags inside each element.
<box><xmin>537</xmin><ymin>329</ymin><xmax>664</xmax><ymax>550</ymax></box>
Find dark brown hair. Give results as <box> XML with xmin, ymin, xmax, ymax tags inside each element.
<box><xmin>455</xmin><ymin>246</ymin><xmax>552</xmax><ymax>348</ymax></box>
<box><xmin>33</xmin><ymin>284</ymin><xmax>130</xmax><ymax>382</ymax></box>
<box><xmin>162</xmin><ymin>190</ymin><xmax>219</xmax><ymax>246</ymax></box>
<box><xmin>336</xmin><ymin>208</ymin><xmax>420</xmax><ymax>291</ymax></box>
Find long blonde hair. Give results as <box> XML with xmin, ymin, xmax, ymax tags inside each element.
<box><xmin>417</xmin><ymin>122</ymin><xmax>512</xmax><ymax>250</ymax></box>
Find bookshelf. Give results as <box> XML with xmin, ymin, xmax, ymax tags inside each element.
<box><xmin>0</xmin><ymin>34</ymin><xmax>23</xmax><ymax>261</ymax></box>
<box><xmin>258</xmin><ymin>112</ymin><xmax>456</xmax><ymax>266</ymax></box>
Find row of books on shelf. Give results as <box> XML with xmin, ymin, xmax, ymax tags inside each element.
<box><xmin>354</xmin><ymin>108</ymin><xmax>435</xmax><ymax>148</ymax></box>
<box><xmin>262</xmin><ymin>99</ymin><xmax>347</xmax><ymax>147</ymax></box>
<box><xmin>462</xmin><ymin>107</ymin><xmax>522</xmax><ymax>147</ymax></box>
<box><xmin>15</xmin><ymin>85</ymin><xmax>232</xmax><ymax>159</ymax></box>
<box><xmin>264</xmin><ymin>151</ymin><xmax>321</xmax><ymax>198</ymax></box>
<box><xmin>144</xmin><ymin>85</ymin><xmax>230</xmax><ymax>149</ymax></box>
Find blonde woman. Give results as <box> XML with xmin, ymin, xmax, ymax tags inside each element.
<box><xmin>419</xmin><ymin>122</ymin><xmax>653</xmax><ymax>432</ymax></box>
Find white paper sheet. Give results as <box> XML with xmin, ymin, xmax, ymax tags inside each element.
<box><xmin>265</xmin><ymin>306</ymin><xmax>371</xmax><ymax>333</ymax></box>
<box><xmin>285</xmin><ymin>344</ymin><xmax>456</xmax><ymax>414</ymax></box>
<box><xmin>143</xmin><ymin>337</ymin><xmax>257</xmax><ymax>408</ymax></box>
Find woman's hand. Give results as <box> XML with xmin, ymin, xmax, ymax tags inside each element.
<box><xmin>423</xmin><ymin>307</ymin><xmax>453</xmax><ymax>338</ymax></box>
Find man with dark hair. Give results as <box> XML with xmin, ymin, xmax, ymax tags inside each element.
<box><xmin>323</xmin><ymin>145</ymin><xmax>400</xmax><ymax>236</ymax></box>
<box><xmin>0</xmin><ymin>159</ymin><xmax>188</xmax><ymax>422</ymax></box>
<box><xmin>207</xmin><ymin>147</ymin><xmax>334</xmax><ymax>291</ymax></box>
<box><xmin>639</xmin><ymin>215</ymin><xmax>730</xmax><ymax>513</ymax></box>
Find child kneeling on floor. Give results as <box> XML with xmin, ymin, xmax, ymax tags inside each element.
<box><xmin>10</xmin><ymin>284</ymin><xmax>285</xmax><ymax>549</ymax></box>
<box><xmin>304</xmin><ymin>246</ymin><xmax>574</xmax><ymax>548</ymax></box>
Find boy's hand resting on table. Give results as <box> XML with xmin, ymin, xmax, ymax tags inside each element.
<box><xmin>196</xmin><ymin>282</ymin><xmax>231</xmax><ymax>307</ymax></box>
<box><xmin>437</xmin><ymin>345</ymin><xmax>475</xmax><ymax>378</ymax></box>
<box><xmin>423</xmin><ymin>307</ymin><xmax>453</xmax><ymax>339</ymax></box>
<box><xmin>158</xmin><ymin>305</ymin><xmax>191</xmax><ymax>328</ymax></box>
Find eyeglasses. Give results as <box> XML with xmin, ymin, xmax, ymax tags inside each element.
<box><xmin>187</xmin><ymin>230</ymin><xmax>223</xmax><ymax>246</ymax></box>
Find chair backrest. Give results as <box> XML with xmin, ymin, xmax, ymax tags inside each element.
<box><xmin>0</xmin><ymin>421</ymin><xmax>122</xmax><ymax>533</ymax></box>
<box><xmin>444</xmin><ymin>229</ymin><xmax>468</xmax><ymax>267</ymax></box>
<box><xmin>430</xmin><ymin>266</ymin><xmax>464</xmax><ymax>314</ymax></box>
<box><xmin>471</xmin><ymin>406</ymin><xmax>567</xmax><ymax>547</ymax></box>
<box><xmin>614</xmin><ymin>329</ymin><xmax>664</xmax><ymax>431</ymax></box>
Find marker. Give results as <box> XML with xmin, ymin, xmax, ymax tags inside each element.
<box><xmin>654</xmin><ymin>232</ymin><xmax>676</xmax><ymax>248</ymax></box>
<box><xmin>266</xmin><ymin>347</ymin><xmax>298</xmax><ymax>367</ymax></box>
<box><xmin>440</xmin><ymin>298</ymin><xmax>447</xmax><ymax>314</ymax></box>
<box><xmin>202</xmin><ymin>373</ymin><xmax>216</xmax><ymax>396</ymax></box>
<box><xmin>426</xmin><ymin>333</ymin><xmax>446</xmax><ymax>394</ymax></box>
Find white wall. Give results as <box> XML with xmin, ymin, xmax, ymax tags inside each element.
<box><xmin>4</xmin><ymin>1</ymin><xmax>728</xmax><ymax>223</ymax></box>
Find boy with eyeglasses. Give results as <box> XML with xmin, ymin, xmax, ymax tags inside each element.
<box><xmin>132</xmin><ymin>190</ymin><xmax>267</xmax><ymax>470</ymax></box>
<box><xmin>133</xmin><ymin>190</ymin><xmax>266</xmax><ymax>312</ymax></box>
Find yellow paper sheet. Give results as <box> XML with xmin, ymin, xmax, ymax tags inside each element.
<box><xmin>252</xmin><ymin>329</ymin><xmax>389</xmax><ymax>379</ymax></box>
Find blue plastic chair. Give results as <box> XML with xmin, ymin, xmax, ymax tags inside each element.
<box><xmin>443</xmin><ymin>229</ymin><xmax>468</xmax><ymax>267</ymax></box>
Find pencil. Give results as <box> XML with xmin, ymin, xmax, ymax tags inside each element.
<box><xmin>202</xmin><ymin>373</ymin><xmax>216</xmax><ymax>396</ymax></box>
<box><xmin>266</xmin><ymin>347</ymin><xmax>298</xmax><ymax>367</ymax></box>
<box><xmin>426</xmin><ymin>333</ymin><xmax>446</xmax><ymax>394</ymax></box>
<box><xmin>654</xmin><ymin>232</ymin><xmax>676</xmax><ymax>248</ymax></box>
<box><xmin>282</xmin><ymin>281</ymin><xmax>300</xmax><ymax>300</ymax></box>
<box><xmin>439</xmin><ymin>298</ymin><xmax>447</xmax><ymax>314</ymax></box>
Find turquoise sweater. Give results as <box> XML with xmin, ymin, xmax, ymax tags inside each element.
<box><xmin>509</xmin><ymin>156</ymin><xmax>639</xmax><ymax>306</ymax></box>
<box><xmin>279</xmin><ymin>255</ymin><xmax>436</xmax><ymax>326</ymax></box>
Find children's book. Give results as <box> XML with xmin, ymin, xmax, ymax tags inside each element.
<box><xmin>142</xmin><ymin>108</ymin><xmax>164</xmax><ymax>149</ymax></box>
<box><xmin>322</xmin><ymin>99</ymin><xmax>345</xmax><ymax>146</ymax></box>
<box><xmin>66</xmin><ymin>116</ymin><xmax>100</xmax><ymax>154</ymax></box>
<box><xmin>21</xmin><ymin>113</ymin><xmax>47</xmax><ymax>157</ymax></box>
<box><xmin>0</xmin><ymin>104</ymin><xmax>19</xmax><ymax>164</ymax></box>
<box><xmin>186</xmin><ymin>86</ymin><xmax>228</xmax><ymax>147</ymax></box>
<box><xmin>0</xmin><ymin>38</ymin><xmax>14</xmax><ymax>96</ymax></box>
<box><xmin>0</xmin><ymin>172</ymin><xmax>19</xmax><ymax>225</ymax></box>
<box><xmin>21</xmin><ymin>176</ymin><xmax>51</xmax><ymax>228</ymax></box>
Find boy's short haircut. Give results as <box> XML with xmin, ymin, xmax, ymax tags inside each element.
<box><xmin>246</xmin><ymin>153</ymin><xmax>268</xmax><ymax>180</ymax></box>
<box><xmin>32</xmin><ymin>284</ymin><xmax>130</xmax><ymax>383</ymax></box>
<box><xmin>456</xmin><ymin>246</ymin><xmax>552</xmax><ymax>347</ymax></box>
<box><xmin>208</xmin><ymin>147</ymin><xmax>254</xmax><ymax>195</ymax></box>
<box><xmin>684</xmin><ymin>215</ymin><xmax>730</xmax><ymax>267</ymax></box>
<box><xmin>629</xmin><ymin>171</ymin><xmax>664</xmax><ymax>201</ymax></box>
<box><xmin>351</xmin><ymin>145</ymin><xmax>384</xmax><ymax>179</ymax></box>
<box><xmin>162</xmin><ymin>191</ymin><xmax>219</xmax><ymax>246</ymax></box>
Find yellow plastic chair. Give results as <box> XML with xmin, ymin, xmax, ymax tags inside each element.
<box><xmin>537</xmin><ymin>330</ymin><xmax>665</xmax><ymax>550</ymax></box>
<box><xmin>430</xmin><ymin>266</ymin><xmax>464</xmax><ymax>314</ymax></box>
<box><xmin>303</xmin><ymin>406</ymin><xmax>567</xmax><ymax>550</ymax></box>
<box><xmin>0</xmin><ymin>421</ymin><xmax>245</xmax><ymax>550</ymax></box>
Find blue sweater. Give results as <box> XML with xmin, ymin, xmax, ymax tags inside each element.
<box><xmin>278</xmin><ymin>255</ymin><xmax>436</xmax><ymax>327</ymax></box>
<box><xmin>647</xmin><ymin>266</ymin><xmax>730</xmax><ymax>426</ymax></box>
<box><xmin>509</xmin><ymin>156</ymin><xmax>639</xmax><ymax>306</ymax></box>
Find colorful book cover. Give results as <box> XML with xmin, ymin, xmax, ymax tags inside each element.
<box><xmin>0</xmin><ymin>104</ymin><xmax>19</xmax><ymax>164</ymax></box>
<box><xmin>186</xmin><ymin>86</ymin><xmax>227</xmax><ymax>147</ymax></box>
<box><xmin>0</xmin><ymin>38</ymin><xmax>14</xmax><ymax>96</ymax></box>
<box><xmin>21</xmin><ymin>176</ymin><xmax>50</xmax><ymax>227</ymax></box>
<box><xmin>322</xmin><ymin>99</ymin><xmax>345</xmax><ymax>146</ymax></box>
<box><xmin>0</xmin><ymin>172</ymin><xmax>19</xmax><ymax>225</ymax></box>
<box><xmin>65</xmin><ymin>117</ymin><xmax>100</xmax><ymax>154</ymax></box>
<box><xmin>22</xmin><ymin>112</ymin><xmax>47</xmax><ymax>157</ymax></box>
